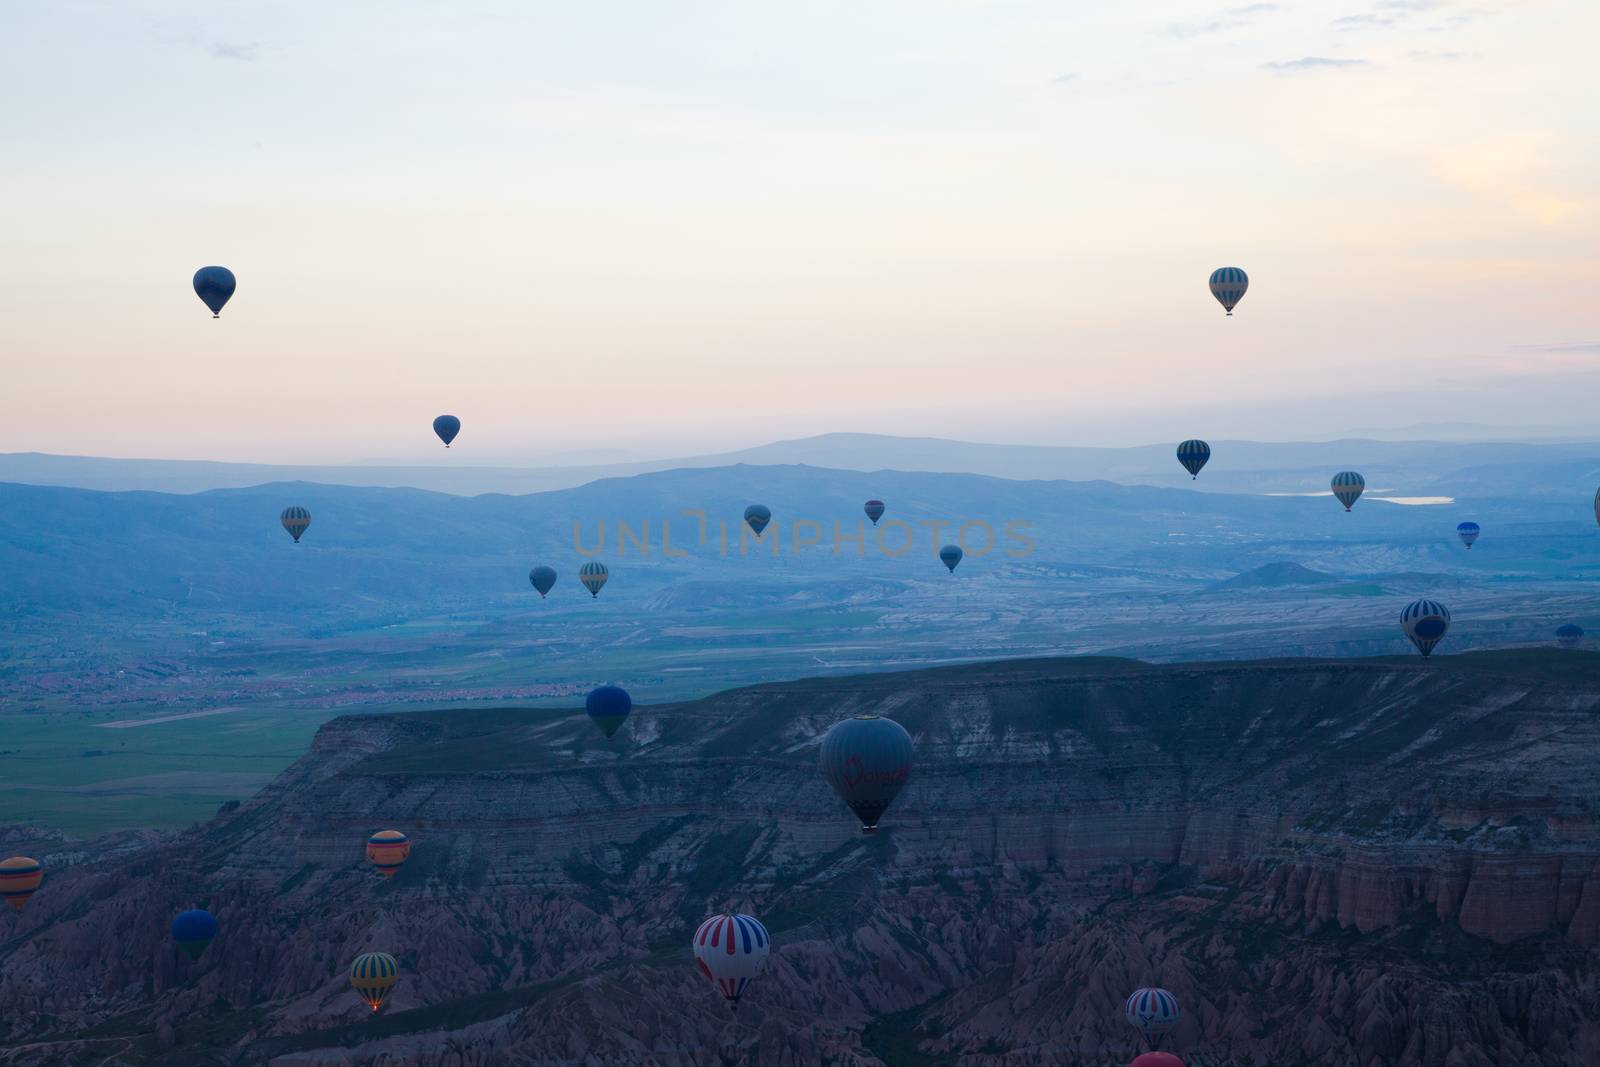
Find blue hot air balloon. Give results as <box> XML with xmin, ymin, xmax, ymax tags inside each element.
<box><xmin>1457</xmin><ymin>521</ymin><xmax>1480</xmax><ymax>549</ymax></box>
<box><xmin>819</xmin><ymin>714</ymin><xmax>913</xmax><ymax>831</ymax></box>
<box><xmin>432</xmin><ymin>415</ymin><xmax>460</xmax><ymax>448</ymax></box>
<box><xmin>578</xmin><ymin>561</ymin><xmax>608</xmax><ymax>598</ymax></box>
<box><xmin>280</xmin><ymin>506</ymin><xmax>311</xmax><ymax>543</ymax></box>
<box><xmin>864</xmin><ymin>500</ymin><xmax>885</xmax><ymax>526</ymax></box>
<box><xmin>1331</xmin><ymin>471</ymin><xmax>1366</xmax><ymax>512</ymax></box>
<box><xmin>1208</xmin><ymin>267</ymin><xmax>1247</xmax><ymax>315</ymax></box>
<box><xmin>529</xmin><ymin>565</ymin><xmax>557</xmax><ymax>598</ymax></box>
<box><xmin>585</xmin><ymin>685</ymin><xmax>632</xmax><ymax>738</ymax></box>
<box><xmin>1176</xmin><ymin>439</ymin><xmax>1210</xmax><ymax>479</ymax></box>
<box><xmin>171</xmin><ymin>908</ymin><xmax>218</xmax><ymax>960</ymax></box>
<box><xmin>192</xmin><ymin>266</ymin><xmax>236</xmax><ymax>318</ymax></box>
<box><xmin>744</xmin><ymin>505</ymin><xmax>772</xmax><ymax>537</ymax></box>
<box><xmin>1401</xmin><ymin>599</ymin><xmax>1450</xmax><ymax>657</ymax></box>
<box><xmin>939</xmin><ymin>544</ymin><xmax>963</xmax><ymax>573</ymax></box>
<box><xmin>1557</xmin><ymin>624</ymin><xmax>1585</xmax><ymax>649</ymax></box>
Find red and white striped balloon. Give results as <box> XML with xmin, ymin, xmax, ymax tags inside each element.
<box><xmin>692</xmin><ymin>913</ymin><xmax>770</xmax><ymax>1006</ymax></box>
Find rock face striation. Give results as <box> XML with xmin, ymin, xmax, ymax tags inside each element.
<box><xmin>4</xmin><ymin>650</ymin><xmax>1600</xmax><ymax>1065</ymax></box>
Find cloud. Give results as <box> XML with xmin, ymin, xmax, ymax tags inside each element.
<box><xmin>1514</xmin><ymin>343</ymin><xmax>1600</xmax><ymax>355</ymax></box>
<box><xmin>1409</xmin><ymin>49</ymin><xmax>1469</xmax><ymax>60</ymax></box>
<box><xmin>1160</xmin><ymin>3</ymin><xmax>1280</xmax><ymax>39</ymax></box>
<box><xmin>209</xmin><ymin>41</ymin><xmax>258</xmax><ymax>61</ymax></box>
<box><xmin>1052</xmin><ymin>72</ymin><xmax>1078</xmax><ymax>84</ymax></box>
<box><xmin>1261</xmin><ymin>56</ymin><xmax>1370</xmax><ymax>71</ymax></box>
<box><xmin>1334</xmin><ymin>13</ymin><xmax>1397</xmax><ymax>28</ymax></box>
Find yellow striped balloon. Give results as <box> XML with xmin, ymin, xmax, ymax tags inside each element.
<box><xmin>350</xmin><ymin>952</ymin><xmax>400</xmax><ymax>1012</ymax></box>
<box><xmin>0</xmin><ymin>856</ymin><xmax>42</xmax><ymax>912</ymax></box>
<box><xmin>366</xmin><ymin>830</ymin><xmax>411</xmax><ymax>877</ymax></box>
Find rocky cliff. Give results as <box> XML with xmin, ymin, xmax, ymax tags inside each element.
<box><xmin>4</xmin><ymin>651</ymin><xmax>1600</xmax><ymax>1066</ymax></box>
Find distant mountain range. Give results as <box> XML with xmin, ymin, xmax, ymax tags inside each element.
<box><xmin>6</xmin><ymin>431</ymin><xmax>1600</xmax><ymax>498</ymax></box>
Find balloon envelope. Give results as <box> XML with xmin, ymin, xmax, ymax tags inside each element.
<box><xmin>1131</xmin><ymin>1054</ymin><xmax>1186</xmax><ymax>1067</ymax></box>
<box><xmin>1331</xmin><ymin>471</ymin><xmax>1366</xmax><ymax>511</ymax></box>
<box><xmin>367</xmin><ymin>830</ymin><xmax>410</xmax><ymax>877</ymax></box>
<box><xmin>171</xmin><ymin>909</ymin><xmax>218</xmax><ymax>960</ymax></box>
<box><xmin>1401</xmin><ymin>599</ymin><xmax>1450</xmax><ymax>657</ymax></box>
<box><xmin>281</xmin><ymin>506</ymin><xmax>311</xmax><ymax>543</ymax></box>
<box><xmin>1557</xmin><ymin>624</ymin><xmax>1585</xmax><ymax>649</ymax></box>
<box><xmin>529</xmin><ymin>565</ymin><xmax>557</xmax><ymax>598</ymax></box>
<box><xmin>586</xmin><ymin>685</ymin><xmax>632</xmax><ymax>738</ymax></box>
<box><xmin>432</xmin><ymin>415</ymin><xmax>460</xmax><ymax>447</ymax></box>
<box><xmin>0</xmin><ymin>856</ymin><xmax>42</xmax><ymax>912</ymax></box>
<box><xmin>744</xmin><ymin>504</ymin><xmax>772</xmax><ymax>536</ymax></box>
<box><xmin>1125</xmin><ymin>987</ymin><xmax>1180</xmax><ymax>1043</ymax></box>
<box><xmin>579</xmin><ymin>561</ymin><xmax>608</xmax><ymax>598</ymax></box>
<box><xmin>350</xmin><ymin>952</ymin><xmax>400</xmax><ymax>1012</ymax></box>
<box><xmin>1176</xmin><ymin>439</ymin><xmax>1210</xmax><ymax>479</ymax></box>
<box><xmin>693</xmin><ymin>913</ymin><xmax>770</xmax><ymax>1005</ymax></box>
<box><xmin>192</xmin><ymin>266</ymin><xmax>236</xmax><ymax>317</ymax></box>
<box><xmin>1208</xmin><ymin>266</ymin><xmax>1247</xmax><ymax>314</ymax></box>
<box><xmin>820</xmin><ymin>714</ymin><xmax>913</xmax><ymax>830</ymax></box>
<box><xmin>1457</xmin><ymin>521</ymin><xmax>1480</xmax><ymax>548</ymax></box>
<box><xmin>864</xmin><ymin>499</ymin><xmax>885</xmax><ymax>525</ymax></box>
<box><xmin>939</xmin><ymin>544</ymin><xmax>963</xmax><ymax>572</ymax></box>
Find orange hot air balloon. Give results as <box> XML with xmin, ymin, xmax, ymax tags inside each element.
<box><xmin>366</xmin><ymin>830</ymin><xmax>411</xmax><ymax>877</ymax></box>
<box><xmin>0</xmin><ymin>856</ymin><xmax>42</xmax><ymax>912</ymax></box>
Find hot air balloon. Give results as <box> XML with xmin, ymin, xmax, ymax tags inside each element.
<box><xmin>864</xmin><ymin>500</ymin><xmax>885</xmax><ymax>526</ymax></box>
<box><xmin>1593</xmin><ymin>487</ymin><xmax>1599</xmax><ymax>528</ymax></box>
<box><xmin>1557</xmin><ymin>624</ymin><xmax>1585</xmax><ymax>649</ymax></box>
<box><xmin>281</xmin><ymin>506</ymin><xmax>311</xmax><ymax>543</ymax></box>
<box><xmin>586</xmin><ymin>685</ymin><xmax>632</xmax><ymax>739</ymax></box>
<box><xmin>0</xmin><ymin>856</ymin><xmax>42</xmax><ymax>912</ymax></box>
<box><xmin>1176</xmin><ymin>439</ymin><xmax>1210</xmax><ymax>479</ymax></box>
<box><xmin>579</xmin><ymin>561</ymin><xmax>608</xmax><ymax>598</ymax></box>
<box><xmin>820</xmin><ymin>714</ymin><xmax>913</xmax><ymax>831</ymax></box>
<box><xmin>193</xmin><ymin>266</ymin><xmax>236</xmax><ymax>318</ymax></box>
<box><xmin>350</xmin><ymin>952</ymin><xmax>400</xmax><ymax>1012</ymax></box>
<box><xmin>366</xmin><ymin>830</ymin><xmax>410</xmax><ymax>877</ymax></box>
<box><xmin>1401</xmin><ymin>599</ymin><xmax>1450</xmax><ymax>657</ymax></box>
<box><xmin>1331</xmin><ymin>471</ymin><xmax>1365</xmax><ymax>512</ymax></box>
<box><xmin>744</xmin><ymin>505</ymin><xmax>772</xmax><ymax>537</ymax></box>
<box><xmin>692</xmin><ymin>912</ymin><xmax>770</xmax><ymax>1007</ymax></box>
<box><xmin>1130</xmin><ymin>1054</ymin><xmax>1186</xmax><ymax>1067</ymax></box>
<box><xmin>171</xmin><ymin>909</ymin><xmax>218</xmax><ymax>960</ymax></box>
<box><xmin>1125</xmin><ymin>987</ymin><xmax>1180</xmax><ymax>1046</ymax></box>
<box><xmin>1208</xmin><ymin>267</ymin><xmax>1247</xmax><ymax>315</ymax></box>
<box><xmin>1457</xmin><ymin>521</ymin><xmax>1480</xmax><ymax>549</ymax></box>
<box><xmin>939</xmin><ymin>544</ymin><xmax>963</xmax><ymax>573</ymax></box>
<box><xmin>432</xmin><ymin>415</ymin><xmax>460</xmax><ymax>448</ymax></box>
<box><xmin>529</xmin><ymin>565</ymin><xmax>557</xmax><ymax>598</ymax></box>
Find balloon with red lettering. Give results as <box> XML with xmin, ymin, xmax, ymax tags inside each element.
<box><xmin>820</xmin><ymin>714</ymin><xmax>913</xmax><ymax>831</ymax></box>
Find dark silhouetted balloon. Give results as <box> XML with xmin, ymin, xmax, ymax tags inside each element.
<box><xmin>1457</xmin><ymin>521</ymin><xmax>1480</xmax><ymax>549</ymax></box>
<box><xmin>529</xmin><ymin>565</ymin><xmax>557</xmax><ymax>598</ymax></box>
<box><xmin>586</xmin><ymin>685</ymin><xmax>632</xmax><ymax>739</ymax></box>
<box><xmin>0</xmin><ymin>856</ymin><xmax>42</xmax><ymax>912</ymax></box>
<box><xmin>281</xmin><ymin>506</ymin><xmax>311</xmax><ymax>543</ymax></box>
<box><xmin>744</xmin><ymin>505</ymin><xmax>771</xmax><ymax>536</ymax></box>
<box><xmin>193</xmin><ymin>266</ymin><xmax>236</xmax><ymax>318</ymax></box>
<box><xmin>820</xmin><ymin>714</ymin><xmax>913</xmax><ymax>831</ymax></box>
<box><xmin>1176</xmin><ymin>439</ymin><xmax>1210</xmax><ymax>479</ymax></box>
<box><xmin>350</xmin><ymin>952</ymin><xmax>400</xmax><ymax>1012</ymax></box>
<box><xmin>367</xmin><ymin>830</ymin><xmax>410</xmax><ymax>877</ymax></box>
<box><xmin>939</xmin><ymin>544</ymin><xmax>963</xmax><ymax>573</ymax></box>
<box><xmin>1401</xmin><ymin>599</ymin><xmax>1450</xmax><ymax>657</ymax></box>
<box><xmin>693</xmin><ymin>913</ymin><xmax>770</xmax><ymax>1007</ymax></box>
<box><xmin>864</xmin><ymin>499</ymin><xmax>885</xmax><ymax>525</ymax></box>
<box><xmin>1557</xmin><ymin>623</ymin><xmax>1585</xmax><ymax>649</ymax></box>
<box><xmin>432</xmin><ymin>415</ymin><xmax>460</xmax><ymax>448</ymax></box>
<box><xmin>579</xmin><ymin>561</ymin><xmax>608</xmax><ymax>598</ymax></box>
<box><xmin>1331</xmin><ymin>471</ymin><xmax>1365</xmax><ymax>511</ymax></box>
<box><xmin>1208</xmin><ymin>267</ymin><xmax>1247</xmax><ymax>315</ymax></box>
<box><xmin>171</xmin><ymin>908</ymin><xmax>218</xmax><ymax>960</ymax></box>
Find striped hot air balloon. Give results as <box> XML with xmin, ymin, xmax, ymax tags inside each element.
<box><xmin>1176</xmin><ymin>439</ymin><xmax>1210</xmax><ymax>479</ymax></box>
<box><xmin>1331</xmin><ymin>471</ymin><xmax>1365</xmax><ymax>512</ymax></box>
<box><xmin>366</xmin><ymin>830</ymin><xmax>411</xmax><ymax>877</ymax></box>
<box><xmin>1457</xmin><ymin>521</ymin><xmax>1480</xmax><ymax>549</ymax></box>
<box><xmin>1401</xmin><ymin>599</ymin><xmax>1450</xmax><ymax>657</ymax></box>
<box><xmin>864</xmin><ymin>499</ymin><xmax>885</xmax><ymax>526</ymax></box>
<box><xmin>1208</xmin><ymin>267</ymin><xmax>1247</xmax><ymax>315</ymax></box>
<box><xmin>1556</xmin><ymin>624</ymin><xmax>1585</xmax><ymax>649</ymax></box>
<box><xmin>171</xmin><ymin>908</ymin><xmax>218</xmax><ymax>960</ymax></box>
<box><xmin>192</xmin><ymin>266</ymin><xmax>236</xmax><ymax>318</ymax></box>
<box><xmin>280</xmin><ymin>506</ymin><xmax>311</xmax><ymax>543</ymax></box>
<box><xmin>529</xmin><ymin>565</ymin><xmax>557</xmax><ymax>598</ymax></box>
<box><xmin>820</xmin><ymin>714</ymin><xmax>913</xmax><ymax>832</ymax></box>
<box><xmin>585</xmin><ymin>685</ymin><xmax>632</xmax><ymax>739</ymax></box>
<box><xmin>0</xmin><ymin>856</ymin><xmax>42</xmax><ymax>912</ymax></box>
<box><xmin>350</xmin><ymin>952</ymin><xmax>400</xmax><ymax>1012</ymax></box>
<box><xmin>743</xmin><ymin>504</ymin><xmax>772</xmax><ymax>536</ymax></box>
<box><xmin>578</xmin><ymin>561</ymin><xmax>608</xmax><ymax>598</ymax></box>
<box><xmin>692</xmin><ymin>913</ymin><xmax>770</xmax><ymax>1007</ymax></box>
<box><xmin>1125</xmin><ymin>987</ymin><xmax>1180</xmax><ymax>1046</ymax></box>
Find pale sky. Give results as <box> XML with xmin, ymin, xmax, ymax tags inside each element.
<box><xmin>3</xmin><ymin>1</ymin><xmax>1597</xmax><ymax>464</ymax></box>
